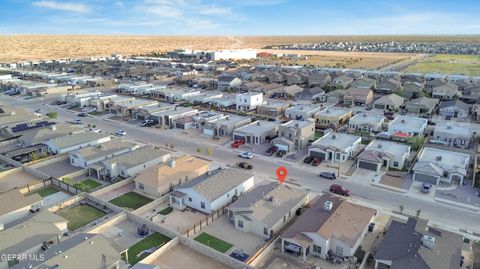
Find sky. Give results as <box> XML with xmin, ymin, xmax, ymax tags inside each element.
<box><xmin>1</xmin><ymin>0</ymin><xmax>480</xmax><ymax>35</ymax></box>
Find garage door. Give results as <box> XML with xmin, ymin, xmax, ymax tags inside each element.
<box><xmin>203</xmin><ymin>128</ymin><xmax>214</xmax><ymax>136</ymax></box>
<box><xmin>414</xmin><ymin>173</ymin><xmax>438</xmax><ymax>185</ymax></box>
<box><xmin>309</xmin><ymin>150</ymin><xmax>325</xmax><ymax>160</ymax></box>
<box><xmin>233</xmin><ymin>134</ymin><xmax>245</xmax><ymax>141</ymax></box>
<box><xmin>275</xmin><ymin>143</ymin><xmax>289</xmax><ymax>152</ymax></box>
<box><xmin>136</xmin><ymin>114</ymin><xmax>146</xmax><ymax>120</ymax></box>
<box><xmin>358</xmin><ymin>160</ymin><xmax>379</xmax><ymax>171</ymax></box>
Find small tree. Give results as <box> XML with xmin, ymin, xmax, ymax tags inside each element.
<box><xmin>206</xmin><ymin>147</ymin><xmax>213</xmax><ymax>156</ymax></box>
<box><xmin>62</xmin><ymin>177</ymin><xmax>73</xmax><ymax>185</ymax></box>
<box><xmin>46</xmin><ymin>112</ymin><xmax>57</xmax><ymax>119</ymax></box>
<box><xmin>196</xmin><ymin>147</ymin><xmax>202</xmax><ymax>154</ymax></box>
<box><xmin>170</xmin><ymin>144</ymin><xmax>174</xmax><ymax>149</ymax></box>
<box><xmin>399</xmin><ymin>204</ymin><xmax>404</xmax><ymax>214</ymax></box>
<box><xmin>416</xmin><ymin>209</ymin><xmax>421</xmax><ymax>218</ymax></box>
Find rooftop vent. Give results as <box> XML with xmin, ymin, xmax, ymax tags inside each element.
<box><xmin>401</xmin><ymin>119</ymin><xmax>405</xmax><ymax>123</ymax></box>
<box><xmin>168</xmin><ymin>158</ymin><xmax>176</xmax><ymax>168</ymax></box>
<box><xmin>271</xmin><ymin>197</ymin><xmax>278</xmax><ymax>204</ymax></box>
<box><xmin>446</xmin><ymin>126</ymin><xmax>452</xmax><ymax>129</ymax></box>
<box><xmin>257</xmin><ymin>122</ymin><xmax>261</xmax><ymax>126</ymax></box>
<box><xmin>332</xmin><ymin>134</ymin><xmax>336</xmax><ymax>139</ymax></box>
<box><xmin>436</xmin><ymin>156</ymin><xmax>442</xmax><ymax>161</ymax></box>
<box><xmin>324</xmin><ymin>201</ymin><xmax>333</xmax><ymax>212</ymax></box>
<box><xmin>422</xmin><ymin>235</ymin><xmax>436</xmax><ymax>249</ymax></box>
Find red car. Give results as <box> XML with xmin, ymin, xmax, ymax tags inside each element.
<box><xmin>330</xmin><ymin>184</ymin><xmax>351</xmax><ymax>196</ymax></box>
<box><xmin>231</xmin><ymin>140</ymin><xmax>245</xmax><ymax>148</ymax></box>
<box><xmin>311</xmin><ymin>158</ymin><xmax>322</xmax><ymax>166</ymax></box>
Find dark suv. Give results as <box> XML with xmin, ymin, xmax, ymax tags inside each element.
<box><xmin>330</xmin><ymin>184</ymin><xmax>351</xmax><ymax>196</ymax></box>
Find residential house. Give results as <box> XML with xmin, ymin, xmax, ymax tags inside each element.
<box><xmin>233</xmin><ymin>120</ymin><xmax>279</xmax><ymax>144</ymax></box>
<box><xmin>212</xmin><ymin>95</ymin><xmax>236</xmax><ymax>108</ymax></box>
<box><xmin>374</xmin><ymin>217</ymin><xmax>462</xmax><ymax>269</ymax></box>
<box><xmin>132</xmin><ymin>102</ymin><xmax>175</xmax><ymax>120</ymax></box>
<box><xmin>388</xmin><ymin>115</ymin><xmax>428</xmax><ymax>137</ymax></box>
<box><xmin>44</xmin><ymin>132</ymin><xmax>111</xmax><ymax>154</ymax></box>
<box><xmin>257</xmin><ymin>101</ymin><xmax>290</xmax><ymax>117</ymax></box>
<box><xmin>404</xmin><ymin>97</ymin><xmax>439</xmax><ymax>114</ymax></box>
<box><xmin>260</xmin><ymin>83</ymin><xmax>284</xmax><ymax>96</ymax></box>
<box><xmin>285</xmin><ymin>73</ymin><xmax>306</xmax><ymax>86</ymax></box>
<box><xmin>109</xmin><ymin>99</ymin><xmax>158</xmax><ymax>117</ymax></box>
<box><xmin>432</xmin><ymin>82</ymin><xmax>459</xmax><ymax>100</ymax></box>
<box><xmin>433</xmin><ymin>123</ymin><xmax>472</xmax><ymax>148</ymax></box>
<box><xmin>459</xmin><ymin>86</ymin><xmax>480</xmax><ymax>104</ymax></box>
<box><xmin>271</xmin><ymin>120</ymin><xmax>315</xmax><ymax>152</ymax></box>
<box><xmin>218</xmin><ymin>75</ymin><xmax>242</xmax><ymax>90</ymax></box>
<box><xmin>351</xmin><ymin>77</ymin><xmax>376</xmax><ymax>89</ymax></box>
<box><xmin>438</xmin><ymin>100</ymin><xmax>470</xmax><ymax>119</ymax></box>
<box><xmin>281</xmin><ymin>194</ymin><xmax>376</xmax><ymax>260</ymax></box>
<box><xmin>88</xmin><ymin>94</ymin><xmax>121</xmax><ymax>111</ymax></box>
<box><xmin>227</xmin><ymin>182</ymin><xmax>309</xmax><ymax>239</ymax></box>
<box><xmin>134</xmin><ymin>155</ymin><xmax>210</xmax><ymax>197</ymax></box>
<box><xmin>235</xmin><ymin>92</ymin><xmax>264</xmax><ymax>111</ymax></box>
<box><xmin>402</xmin><ymin>82</ymin><xmax>424</xmax><ymax>99</ymax></box>
<box><xmin>331</xmin><ymin>75</ymin><xmax>354</xmax><ymax>89</ymax></box>
<box><xmin>307</xmin><ymin>72</ymin><xmax>331</xmax><ymax>87</ymax></box>
<box><xmin>168</xmin><ymin>168</ymin><xmax>255</xmax><ymax>214</ymax></box>
<box><xmin>69</xmin><ymin>140</ymin><xmax>139</xmax><ymax>169</ymax></box>
<box><xmin>203</xmin><ymin>114</ymin><xmax>251</xmax><ymax>137</ymax></box>
<box><xmin>280</xmin><ymin>85</ymin><xmax>304</xmax><ymax>97</ymax></box>
<box><xmin>299</xmin><ymin>87</ymin><xmax>326</xmax><ymax>101</ymax></box>
<box><xmin>373</xmin><ymin>94</ymin><xmax>405</xmax><ymax>111</ymax></box>
<box><xmin>348</xmin><ymin>113</ymin><xmax>385</xmax><ymax>133</ymax></box>
<box><xmin>94</xmin><ymin>145</ymin><xmax>171</xmax><ymax>180</ymax></box>
<box><xmin>308</xmin><ymin>132</ymin><xmax>362</xmax><ymax>162</ymax></box>
<box><xmin>17</xmin><ymin>124</ymin><xmax>84</xmax><ymax>147</ymax></box>
<box><xmin>356</xmin><ymin>140</ymin><xmax>411</xmax><ymax>171</ymax></box>
<box><xmin>285</xmin><ymin>103</ymin><xmax>322</xmax><ymax>120</ymax></box>
<box><xmin>343</xmin><ymin>88</ymin><xmax>373</xmax><ymax>106</ymax></box>
<box><xmin>13</xmin><ymin>233</ymin><xmax>121</xmax><ymax>269</ymax></box>
<box><xmin>325</xmin><ymin>89</ymin><xmax>345</xmax><ymax>104</ymax></box>
<box><xmin>314</xmin><ymin>108</ymin><xmax>352</xmax><ymax>128</ymax></box>
<box><xmin>413</xmin><ymin>147</ymin><xmax>470</xmax><ymax>185</ymax></box>
<box><xmin>149</xmin><ymin>107</ymin><xmax>198</xmax><ymax>126</ymax></box>
<box><xmin>376</xmin><ymin>78</ymin><xmax>402</xmax><ymax>94</ymax></box>
<box><xmin>0</xmin><ymin>210</ymin><xmax>68</xmax><ymax>269</ymax></box>
<box><xmin>2</xmin><ymin>120</ymin><xmax>56</xmax><ymax>138</ymax></box>
<box><xmin>0</xmin><ymin>189</ymin><xmax>43</xmax><ymax>227</ymax></box>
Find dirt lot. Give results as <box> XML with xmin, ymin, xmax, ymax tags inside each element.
<box><xmin>152</xmin><ymin>244</ymin><xmax>230</xmax><ymax>269</ymax></box>
<box><xmin>0</xmin><ymin>168</ymin><xmax>43</xmax><ymax>192</ymax></box>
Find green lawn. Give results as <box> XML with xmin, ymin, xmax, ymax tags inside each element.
<box><xmin>74</xmin><ymin>179</ymin><xmax>102</xmax><ymax>192</ymax></box>
<box><xmin>194</xmin><ymin>232</ymin><xmax>233</xmax><ymax>253</ymax></box>
<box><xmin>126</xmin><ymin>232</ymin><xmax>171</xmax><ymax>265</ymax></box>
<box><xmin>109</xmin><ymin>192</ymin><xmax>153</xmax><ymax>210</ymax></box>
<box><xmin>159</xmin><ymin>207</ymin><xmax>173</xmax><ymax>215</ymax></box>
<box><xmin>314</xmin><ymin>130</ymin><xmax>324</xmax><ymax>140</ymax></box>
<box><xmin>56</xmin><ymin>204</ymin><xmax>106</xmax><ymax>231</ymax></box>
<box><xmin>28</xmin><ymin>186</ymin><xmax>60</xmax><ymax>197</ymax></box>
<box><xmin>407</xmin><ymin>54</ymin><xmax>480</xmax><ymax>76</ymax></box>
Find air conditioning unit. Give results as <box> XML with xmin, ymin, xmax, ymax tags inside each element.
<box><xmin>324</xmin><ymin>201</ymin><xmax>333</xmax><ymax>212</ymax></box>
<box><xmin>422</xmin><ymin>235</ymin><xmax>436</xmax><ymax>249</ymax></box>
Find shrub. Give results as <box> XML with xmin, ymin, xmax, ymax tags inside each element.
<box><xmin>46</xmin><ymin>112</ymin><xmax>57</xmax><ymax>119</ymax></box>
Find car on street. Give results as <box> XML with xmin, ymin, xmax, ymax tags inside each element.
<box><xmin>311</xmin><ymin>158</ymin><xmax>321</xmax><ymax>166</ymax></box>
<box><xmin>239</xmin><ymin>151</ymin><xmax>253</xmax><ymax>159</ymax></box>
<box><xmin>265</xmin><ymin>146</ymin><xmax>278</xmax><ymax>156</ymax></box>
<box><xmin>237</xmin><ymin>161</ymin><xmax>253</xmax><ymax>170</ymax></box>
<box><xmin>141</xmin><ymin>119</ymin><xmax>154</xmax><ymax>127</ymax></box>
<box><xmin>330</xmin><ymin>184</ymin><xmax>351</xmax><ymax>196</ymax></box>
<box><xmin>304</xmin><ymin>156</ymin><xmax>314</xmax><ymax>164</ymax></box>
<box><xmin>78</xmin><ymin>112</ymin><xmax>87</xmax><ymax>117</ymax></box>
<box><xmin>89</xmin><ymin>128</ymin><xmax>102</xmax><ymax>133</ymax></box>
<box><xmin>319</xmin><ymin>172</ymin><xmax>336</xmax><ymax>180</ymax></box>
<box><xmin>275</xmin><ymin>150</ymin><xmax>287</xmax><ymax>157</ymax></box>
<box><xmin>231</xmin><ymin>140</ymin><xmax>244</xmax><ymax>148</ymax></box>
<box><xmin>35</xmin><ymin>108</ymin><xmax>41</xmax><ymax>113</ymax></box>
<box><xmin>421</xmin><ymin>183</ymin><xmax>433</xmax><ymax>193</ymax></box>
<box><xmin>115</xmin><ymin>129</ymin><xmax>127</xmax><ymax>136</ymax></box>
<box><xmin>73</xmin><ymin>119</ymin><xmax>82</xmax><ymax>124</ymax></box>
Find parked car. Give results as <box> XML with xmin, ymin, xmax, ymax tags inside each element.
<box><xmin>239</xmin><ymin>151</ymin><xmax>253</xmax><ymax>159</ymax></box>
<box><xmin>427</xmin><ymin>120</ymin><xmax>436</xmax><ymax>126</ymax></box>
<box><xmin>78</xmin><ymin>112</ymin><xmax>87</xmax><ymax>117</ymax></box>
<box><xmin>73</xmin><ymin>119</ymin><xmax>82</xmax><ymax>124</ymax></box>
<box><xmin>276</xmin><ymin>150</ymin><xmax>287</xmax><ymax>157</ymax></box>
<box><xmin>330</xmin><ymin>184</ymin><xmax>351</xmax><ymax>196</ymax></box>
<box><xmin>303</xmin><ymin>156</ymin><xmax>314</xmax><ymax>164</ymax></box>
<box><xmin>35</xmin><ymin>108</ymin><xmax>41</xmax><ymax>113</ymax></box>
<box><xmin>141</xmin><ymin>119</ymin><xmax>154</xmax><ymax>127</ymax></box>
<box><xmin>115</xmin><ymin>129</ymin><xmax>127</xmax><ymax>136</ymax></box>
<box><xmin>319</xmin><ymin>172</ymin><xmax>336</xmax><ymax>180</ymax></box>
<box><xmin>237</xmin><ymin>161</ymin><xmax>253</xmax><ymax>170</ymax></box>
<box><xmin>311</xmin><ymin>158</ymin><xmax>321</xmax><ymax>166</ymax></box>
<box><xmin>287</xmin><ymin>153</ymin><xmax>296</xmax><ymax>159</ymax></box>
<box><xmin>421</xmin><ymin>183</ymin><xmax>432</xmax><ymax>193</ymax></box>
<box><xmin>231</xmin><ymin>140</ymin><xmax>244</xmax><ymax>148</ymax></box>
<box><xmin>265</xmin><ymin>146</ymin><xmax>278</xmax><ymax>156</ymax></box>
<box><xmin>89</xmin><ymin>128</ymin><xmax>102</xmax><ymax>133</ymax></box>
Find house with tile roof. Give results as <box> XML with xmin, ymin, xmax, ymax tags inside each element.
<box><xmin>356</xmin><ymin>140</ymin><xmax>411</xmax><ymax>172</ymax></box>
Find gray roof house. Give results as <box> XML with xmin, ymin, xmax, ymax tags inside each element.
<box><xmin>307</xmin><ymin>72</ymin><xmax>331</xmax><ymax>87</ymax></box>
<box><xmin>356</xmin><ymin>140</ymin><xmax>411</xmax><ymax>172</ymax></box>
<box><xmin>308</xmin><ymin>132</ymin><xmax>362</xmax><ymax>163</ymax></box>
<box><xmin>376</xmin><ymin>78</ymin><xmax>402</xmax><ymax>94</ymax></box>
<box><xmin>169</xmin><ymin>168</ymin><xmax>255</xmax><ymax>214</ymax></box>
<box><xmin>331</xmin><ymin>75</ymin><xmax>354</xmax><ymax>89</ymax></box>
<box><xmin>438</xmin><ymin>100</ymin><xmax>470</xmax><ymax>119</ymax></box>
<box><xmin>43</xmin><ymin>132</ymin><xmax>111</xmax><ymax>154</ymax></box>
<box><xmin>300</xmin><ymin>87</ymin><xmax>326</xmax><ymax>101</ymax></box>
<box><xmin>203</xmin><ymin>114</ymin><xmax>251</xmax><ymax>137</ymax></box>
<box><xmin>388</xmin><ymin>115</ymin><xmax>428</xmax><ymax>137</ymax></box>
<box><xmin>375</xmin><ymin>217</ymin><xmax>462</xmax><ymax>269</ymax></box>
<box><xmin>69</xmin><ymin>140</ymin><xmax>140</xmax><ymax>169</ymax></box>
<box><xmin>233</xmin><ymin>120</ymin><xmax>279</xmax><ymax>144</ymax></box>
<box><xmin>433</xmin><ymin>122</ymin><xmax>472</xmax><ymax>148</ymax></box>
<box><xmin>373</xmin><ymin>94</ymin><xmax>405</xmax><ymax>111</ymax></box>
<box><xmin>271</xmin><ymin>119</ymin><xmax>315</xmax><ymax>152</ymax></box>
<box><xmin>412</xmin><ymin>147</ymin><xmax>470</xmax><ymax>185</ymax></box>
<box><xmin>402</xmin><ymin>82</ymin><xmax>424</xmax><ymax>99</ymax></box>
<box><xmin>226</xmin><ymin>182</ymin><xmax>309</xmax><ymax>239</ymax></box>
<box><xmin>348</xmin><ymin>113</ymin><xmax>385</xmax><ymax>133</ymax></box>
<box><xmin>404</xmin><ymin>97</ymin><xmax>439</xmax><ymax>114</ymax></box>
<box><xmin>351</xmin><ymin>77</ymin><xmax>376</xmax><ymax>89</ymax></box>
<box><xmin>432</xmin><ymin>82</ymin><xmax>459</xmax><ymax>100</ymax></box>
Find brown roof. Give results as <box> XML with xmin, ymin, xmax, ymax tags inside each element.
<box><xmin>0</xmin><ymin>189</ymin><xmax>42</xmax><ymax>216</ymax></box>
<box><xmin>282</xmin><ymin>194</ymin><xmax>376</xmax><ymax>248</ymax></box>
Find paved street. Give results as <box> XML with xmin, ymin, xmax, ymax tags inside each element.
<box><xmin>3</xmin><ymin>95</ymin><xmax>480</xmax><ymax>238</ymax></box>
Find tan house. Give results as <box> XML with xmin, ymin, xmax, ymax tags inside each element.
<box><xmin>134</xmin><ymin>155</ymin><xmax>210</xmax><ymax>197</ymax></box>
<box><xmin>257</xmin><ymin>101</ymin><xmax>291</xmax><ymax>117</ymax></box>
<box><xmin>271</xmin><ymin>120</ymin><xmax>315</xmax><ymax>152</ymax></box>
<box><xmin>343</xmin><ymin>88</ymin><xmax>373</xmax><ymax>106</ymax></box>
<box><xmin>0</xmin><ymin>189</ymin><xmax>43</xmax><ymax>227</ymax></box>
<box><xmin>314</xmin><ymin>108</ymin><xmax>352</xmax><ymax>128</ymax></box>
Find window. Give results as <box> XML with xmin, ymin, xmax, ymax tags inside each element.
<box><xmin>313</xmin><ymin>245</ymin><xmax>322</xmax><ymax>254</ymax></box>
<box><xmin>200</xmin><ymin>202</ymin><xmax>205</xmax><ymax>209</ymax></box>
<box><xmin>263</xmin><ymin>227</ymin><xmax>268</xmax><ymax>235</ymax></box>
<box><xmin>336</xmin><ymin>153</ymin><xmax>341</xmax><ymax>160</ymax></box>
<box><xmin>138</xmin><ymin>183</ymin><xmax>144</xmax><ymax>190</ymax></box>
<box><xmin>238</xmin><ymin>220</ymin><xmax>243</xmax><ymax>228</ymax></box>
<box><xmin>336</xmin><ymin>246</ymin><xmax>343</xmax><ymax>256</ymax></box>
<box><xmin>393</xmin><ymin>161</ymin><xmax>399</xmax><ymax>167</ymax></box>
<box><xmin>188</xmin><ymin>197</ymin><xmax>192</xmax><ymax>202</ymax></box>
<box><xmin>283</xmin><ymin>216</ymin><xmax>286</xmax><ymax>223</ymax></box>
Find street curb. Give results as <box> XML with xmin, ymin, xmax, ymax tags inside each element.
<box><xmin>371</xmin><ymin>182</ymin><xmax>409</xmax><ymax>193</ymax></box>
<box><xmin>433</xmin><ymin>197</ymin><xmax>480</xmax><ymax>212</ymax></box>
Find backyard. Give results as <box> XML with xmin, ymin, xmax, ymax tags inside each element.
<box><xmin>125</xmin><ymin>232</ymin><xmax>171</xmax><ymax>265</ymax></box>
<box><xmin>56</xmin><ymin>204</ymin><xmax>107</xmax><ymax>231</ymax></box>
<box><xmin>27</xmin><ymin>186</ymin><xmax>60</xmax><ymax>197</ymax></box>
<box><xmin>109</xmin><ymin>192</ymin><xmax>153</xmax><ymax>210</ymax></box>
<box><xmin>73</xmin><ymin>179</ymin><xmax>102</xmax><ymax>192</ymax></box>
<box><xmin>194</xmin><ymin>232</ymin><xmax>233</xmax><ymax>253</ymax></box>
<box><xmin>406</xmin><ymin>54</ymin><xmax>480</xmax><ymax>76</ymax></box>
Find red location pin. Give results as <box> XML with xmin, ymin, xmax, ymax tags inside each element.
<box><xmin>276</xmin><ymin>166</ymin><xmax>288</xmax><ymax>184</ymax></box>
